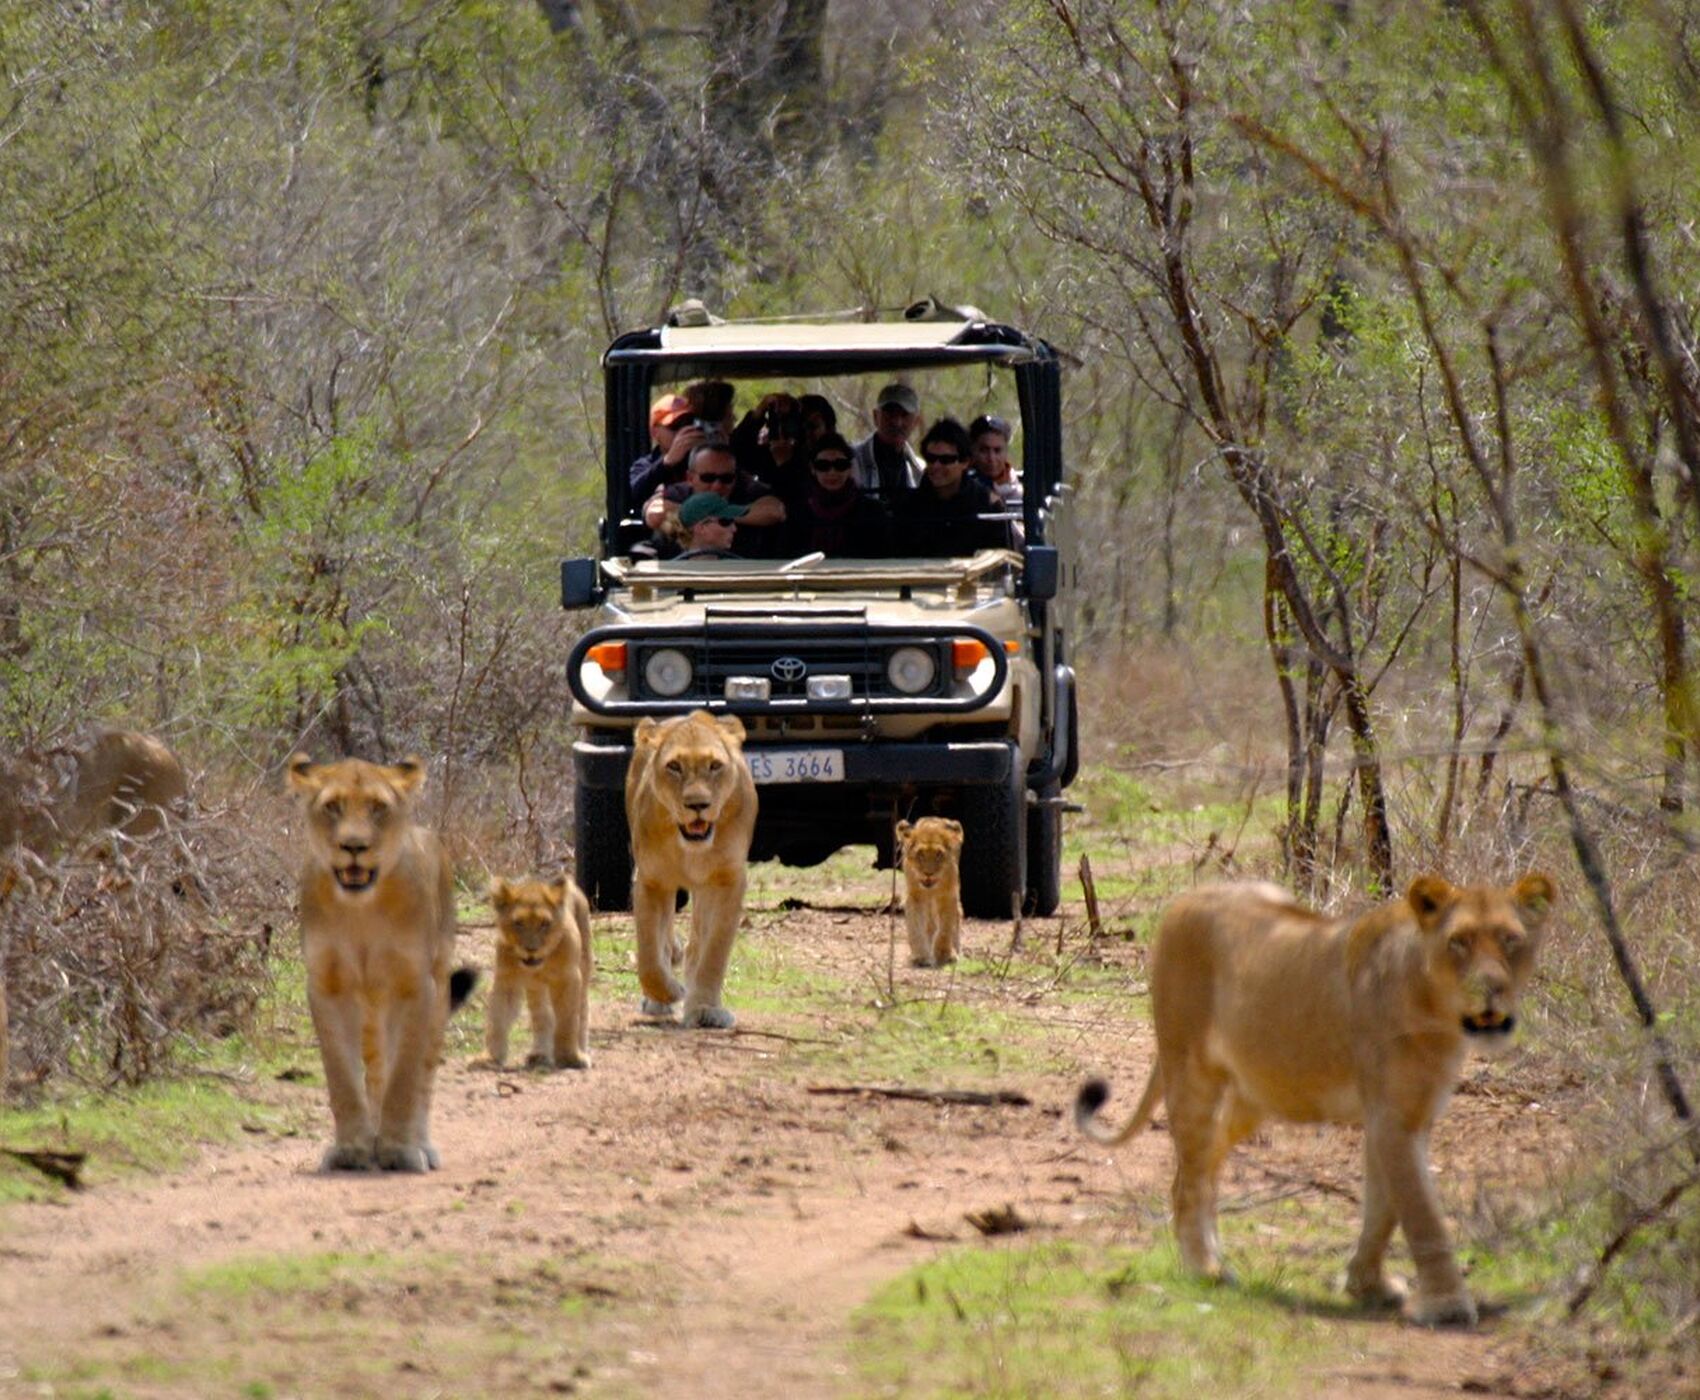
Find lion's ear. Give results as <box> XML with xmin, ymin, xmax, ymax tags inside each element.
<box><xmin>389</xmin><ymin>757</ymin><xmax>426</xmax><ymax>795</ymax></box>
<box><xmin>1513</xmin><ymin>872</ymin><xmax>1556</xmax><ymax>924</ymax></box>
<box><xmin>634</xmin><ymin>717</ymin><xmax>661</xmax><ymax>750</ymax></box>
<box><xmin>489</xmin><ymin>877</ymin><xmax>512</xmax><ymax>908</ymax></box>
<box><xmin>546</xmin><ymin>875</ymin><xmax>570</xmax><ymax>905</ymax></box>
<box><xmin>895</xmin><ymin>820</ymin><xmax>913</xmax><ymax>843</ymax></box>
<box><xmin>716</xmin><ymin>714</ymin><xmax>747</xmax><ymax>748</ymax></box>
<box><xmin>1406</xmin><ymin>875</ymin><xmax>1457</xmax><ymax>927</ymax></box>
<box><xmin>285</xmin><ymin>753</ymin><xmax>319</xmax><ymax>794</ymax></box>
<box><xmin>943</xmin><ymin>819</ymin><xmax>964</xmax><ymax>844</ymax></box>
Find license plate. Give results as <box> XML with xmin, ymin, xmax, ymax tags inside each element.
<box><xmin>746</xmin><ymin>748</ymin><xmax>845</xmax><ymax>784</ymax></box>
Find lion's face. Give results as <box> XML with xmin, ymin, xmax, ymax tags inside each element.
<box><xmin>286</xmin><ymin>754</ymin><xmax>424</xmax><ymax>895</ymax></box>
<box><xmin>491</xmin><ymin>876</ymin><xmax>569</xmax><ymax>968</ymax></box>
<box><xmin>636</xmin><ymin>713</ymin><xmax>747</xmax><ymax>845</ymax></box>
<box><xmin>1408</xmin><ymin>873</ymin><xmax>1554</xmax><ymax>1052</ymax></box>
<box><xmin>897</xmin><ymin>817</ymin><xmax>963</xmax><ymax>890</ymax></box>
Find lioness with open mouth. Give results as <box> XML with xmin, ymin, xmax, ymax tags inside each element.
<box><xmin>287</xmin><ymin>753</ymin><xmax>472</xmax><ymax>1172</ymax></box>
<box><xmin>624</xmin><ymin>710</ymin><xmax>756</xmax><ymax>1029</ymax></box>
<box><xmin>1077</xmin><ymin>873</ymin><xmax>1555</xmax><ymax>1327</ymax></box>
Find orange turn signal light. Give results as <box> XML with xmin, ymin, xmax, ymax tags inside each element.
<box><xmin>587</xmin><ymin>641</ymin><xmax>628</xmax><ymax>673</ymax></box>
<box><xmin>951</xmin><ymin>639</ymin><xmax>1017</xmax><ymax>671</ymax></box>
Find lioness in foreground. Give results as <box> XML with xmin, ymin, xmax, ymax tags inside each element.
<box><xmin>625</xmin><ymin>710</ymin><xmax>756</xmax><ymax>1029</ymax></box>
<box><xmin>896</xmin><ymin>817</ymin><xmax>964</xmax><ymax>967</ymax></box>
<box><xmin>484</xmin><ymin>875</ymin><xmax>593</xmax><ymax>1070</ymax></box>
<box><xmin>287</xmin><ymin>753</ymin><xmax>472</xmax><ymax>1172</ymax></box>
<box><xmin>1076</xmin><ymin>873</ymin><xmax>1555</xmax><ymax>1327</ymax></box>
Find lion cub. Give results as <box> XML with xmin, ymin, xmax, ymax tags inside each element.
<box><xmin>896</xmin><ymin>818</ymin><xmax>964</xmax><ymax>967</ymax></box>
<box><xmin>484</xmin><ymin>875</ymin><xmax>593</xmax><ymax>1070</ymax></box>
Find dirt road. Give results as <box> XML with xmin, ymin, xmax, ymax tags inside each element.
<box><xmin>0</xmin><ymin>889</ymin><xmax>1564</xmax><ymax>1398</ymax></box>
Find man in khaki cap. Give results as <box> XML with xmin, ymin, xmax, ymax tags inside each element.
<box><xmin>851</xmin><ymin>382</ymin><xmax>924</xmax><ymax>504</ymax></box>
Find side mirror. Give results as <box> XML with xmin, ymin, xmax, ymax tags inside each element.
<box><xmin>1023</xmin><ymin>545</ymin><xmax>1059</xmax><ymax>601</ymax></box>
<box><xmin>561</xmin><ymin>558</ymin><xmax>602</xmax><ymax>610</ymax></box>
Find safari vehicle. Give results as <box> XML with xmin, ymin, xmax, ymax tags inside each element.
<box><xmin>561</xmin><ymin>305</ymin><xmax>1078</xmax><ymax>919</ymax></box>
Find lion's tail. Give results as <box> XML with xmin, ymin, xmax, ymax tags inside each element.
<box><xmin>449</xmin><ymin>966</ymin><xmax>479</xmax><ymax>1012</ymax></box>
<box><xmin>1074</xmin><ymin>1063</ymin><xmax>1163</xmax><ymax>1147</ymax></box>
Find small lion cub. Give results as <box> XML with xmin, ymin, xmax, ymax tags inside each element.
<box><xmin>484</xmin><ymin>875</ymin><xmax>594</xmax><ymax>1070</ymax></box>
<box><xmin>896</xmin><ymin>817</ymin><xmax>965</xmax><ymax>967</ymax></box>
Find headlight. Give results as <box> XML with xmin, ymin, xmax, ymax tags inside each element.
<box><xmin>643</xmin><ymin>647</ymin><xmax>694</xmax><ymax>697</ymax></box>
<box><xmin>886</xmin><ymin>645</ymin><xmax>937</xmax><ymax>695</ymax></box>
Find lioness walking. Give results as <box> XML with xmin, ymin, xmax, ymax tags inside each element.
<box><xmin>286</xmin><ymin>753</ymin><xmax>470</xmax><ymax>1172</ymax></box>
<box><xmin>1077</xmin><ymin>874</ymin><xmax>1555</xmax><ymax>1327</ymax></box>
<box><xmin>624</xmin><ymin>710</ymin><xmax>756</xmax><ymax>1029</ymax></box>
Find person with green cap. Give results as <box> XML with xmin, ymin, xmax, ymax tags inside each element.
<box><xmin>675</xmin><ymin>491</ymin><xmax>749</xmax><ymax>560</ymax></box>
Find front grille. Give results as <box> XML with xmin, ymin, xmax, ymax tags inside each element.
<box><xmin>632</xmin><ymin>636</ymin><xmax>945</xmax><ymax>702</ymax></box>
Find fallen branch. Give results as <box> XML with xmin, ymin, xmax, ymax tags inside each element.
<box><xmin>806</xmin><ymin>1084</ymin><xmax>1032</xmax><ymax>1107</ymax></box>
<box><xmin>2</xmin><ymin>1147</ymin><xmax>86</xmax><ymax>1190</ymax></box>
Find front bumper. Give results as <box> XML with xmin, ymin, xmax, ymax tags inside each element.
<box><xmin>573</xmin><ymin>736</ymin><xmax>1017</xmax><ymax>790</ymax></box>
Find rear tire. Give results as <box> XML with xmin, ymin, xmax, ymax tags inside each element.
<box><xmin>958</xmin><ymin>752</ymin><xmax>1026</xmax><ymax>920</ymax></box>
<box><xmin>1025</xmin><ymin>778</ymin><xmax>1063</xmax><ymax>916</ymax></box>
<box><xmin>573</xmin><ymin>780</ymin><xmax>632</xmax><ymax>912</ymax></box>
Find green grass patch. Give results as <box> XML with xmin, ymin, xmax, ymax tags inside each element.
<box><xmin>0</xmin><ymin>1075</ymin><xmax>291</xmax><ymax>1203</ymax></box>
<box><xmin>180</xmin><ymin>1249</ymin><xmax>415</xmax><ymax>1298</ymax></box>
<box><xmin>853</xmin><ymin>1239</ymin><xmax>1333</xmax><ymax>1398</ymax></box>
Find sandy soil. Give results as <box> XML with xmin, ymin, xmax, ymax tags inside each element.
<box><xmin>0</xmin><ymin>886</ymin><xmax>1583</xmax><ymax>1399</ymax></box>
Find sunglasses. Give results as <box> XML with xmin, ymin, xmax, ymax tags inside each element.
<box><xmin>923</xmin><ymin>451</ymin><xmax>962</xmax><ymax>465</ymax></box>
<box><xmin>811</xmin><ymin>457</ymin><xmax>853</xmax><ymax>472</ymax></box>
<box><xmin>693</xmin><ymin>472</ymin><xmax>737</xmax><ymax>484</ymax></box>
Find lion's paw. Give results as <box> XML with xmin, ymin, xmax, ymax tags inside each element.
<box><xmin>1409</xmin><ymin>1291</ymin><xmax>1478</xmax><ymax>1329</ymax></box>
<box><xmin>1343</xmin><ymin>1272</ymin><xmax>1408</xmax><ymax>1311</ymax></box>
<box><xmin>319</xmin><ymin>1142</ymin><xmax>376</xmax><ymax>1173</ymax></box>
<box><xmin>683</xmin><ymin>1004</ymin><xmax>736</xmax><ymax>1030</ymax></box>
<box><xmin>558</xmin><ymin>1049</ymin><xmax>592</xmax><ymax>1070</ymax></box>
<box><xmin>524</xmin><ymin>1051</ymin><xmax>559</xmax><ymax>1070</ymax></box>
<box><xmin>641</xmin><ymin>996</ymin><xmax>680</xmax><ymax>1018</ymax></box>
<box><xmin>375</xmin><ymin>1142</ymin><xmax>432</xmax><ymax>1173</ymax></box>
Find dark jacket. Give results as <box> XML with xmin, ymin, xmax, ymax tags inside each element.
<box><xmin>892</xmin><ymin>474</ymin><xmax>1012</xmax><ymax>557</ymax></box>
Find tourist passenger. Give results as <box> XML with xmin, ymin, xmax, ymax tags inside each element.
<box><xmin>628</xmin><ymin>392</ymin><xmax>695</xmax><ymax>501</ymax></box>
<box><xmin>674</xmin><ymin>492</ymin><xmax>747</xmax><ymax>560</ymax></box>
<box><xmin>893</xmin><ymin>417</ymin><xmax>1012</xmax><ymax>557</ymax></box>
<box><xmin>643</xmin><ymin>442</ymin><xmax>786</xmax><ymax>557</ymax></box>
<box><xmin>785</xmin><ymin>432</ymin><xmax>892</xmax><ymax>558</ymax></box>
<box><xmin>968</xmin><ymin>413</ymin><xmax>1023</xmax><ymax>544</ymax></box>
<box><xmin>732</xmin><ymin>392</ymin><xmax>808</xmax><ymax>504</ymax></box>
<box><xmin>851</xmin><ymin>383</ymin><xmax>924</xmax><ymax>504</ymax></box>
<box><xmin>798</xmin><ymin>394</ymin><xmax>837</xmax><ymax>451</ymax></box>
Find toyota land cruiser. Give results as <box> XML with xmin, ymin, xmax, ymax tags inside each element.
<box><xmin>561</xmin><ymin>305</ymin><xmax>1078</xmax><ymax>919</ymax></box>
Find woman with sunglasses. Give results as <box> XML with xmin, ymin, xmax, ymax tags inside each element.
<box><xmin>893</xmin><ymin>417</ymin><xmax>1013</xmax><ymax>557</ymax></box>
<box><xmin>784</xmin><ymin>432</ymin><xmax>892</xmax><ymax>558</ymax></box>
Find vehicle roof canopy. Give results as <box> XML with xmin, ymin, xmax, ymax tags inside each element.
<box><xmin>603</xmin><ymin>317</ymin><xmax>1050</xmax><ymax>382</ymax></box>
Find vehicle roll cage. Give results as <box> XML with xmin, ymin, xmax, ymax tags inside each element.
<box><xmin>598</xmin><ymin>320</ymin><xmax>1064</xmax><ymax>561</ymax></box>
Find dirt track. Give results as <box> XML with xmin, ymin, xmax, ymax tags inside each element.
<box><xmin>0</xmin><ymin>885</ymin><xmax>1571</xmax><ymax>1398</ymax></box>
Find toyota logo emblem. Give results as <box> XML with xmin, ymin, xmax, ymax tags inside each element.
<box><xmin>770</xmin><ymin>656</ymin><xmax>807</xmax><ymax>682</ymax></box>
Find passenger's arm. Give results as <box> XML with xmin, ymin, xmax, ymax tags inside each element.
<box><xmin>741</xmin><ymin>493</ymin><xmax>787</xmax><ymax>527</ymax></box>
<box><xmin>642</xmin><ymin>489</ymin><xmax>675</xmax><ymax>530</ymax></box>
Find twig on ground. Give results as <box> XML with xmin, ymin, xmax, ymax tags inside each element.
<box><xmin>1080</xmin><ymin>853</ymin><xmax>1103</xmax><ymax>943</ymax></box>
<box><xmin>806</xmin><ymin>1084</ymin><xmax>1032</xmax><ymax>1107</ymax></box>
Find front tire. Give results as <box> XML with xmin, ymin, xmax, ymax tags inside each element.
<box><xmin>573</xmin><ymin>780</ymin><xmax>632</xmax><ymax>912</ymax></box>
<box><xmin>959</xmin><ymin>751</ymin><xmax>1026</xmax><ymax>920</ymax></box>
